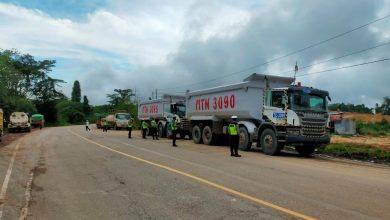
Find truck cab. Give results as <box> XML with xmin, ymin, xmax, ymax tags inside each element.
<box><xmin>262</xmin><ymin>85</ymin><xmax>330</xmax><ymax>155</ymax></box>
<box><xmin>8</xmin><ymin>112</ymin><xmax>31</xmax><ymax>133</ymax></box>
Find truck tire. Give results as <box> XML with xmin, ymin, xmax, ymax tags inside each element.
<box><xmin>192</xmin><ymin>125</ymin><xmax>202</xmax><ymax>144</ymax></box>
<box><xmin>295</xmin><ymin>145</ymin><xmax>316</xmax><ymax>157</ymax></box>
<box><xmin>260</xmin><ymin>128</ymin><xmax>280</xmax><ymax>155</ymax></box>
<box><xmin>202</xmin><ymin>126</ymin><xmax>214</xmax><ymax>145</ymax></box>
<box><xmin>158</xmin><ymin>124</ymin><xmax>165</xmax><ymax>138</ymax></box>
<box><xmin>238</xmin><ymin>127</ymin><xmax>252</xmax><ymax>151</ymax></box>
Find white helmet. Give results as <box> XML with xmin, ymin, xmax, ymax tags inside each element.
<box><xmin>231</xmin><ymin>115</ymin><xmax>238</xmax><ymax>119</ymax></box>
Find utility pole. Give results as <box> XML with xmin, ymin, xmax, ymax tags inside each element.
<box><xmin>294</xmin><ymin>61</ymin><xmax>298</xmax><ymax>85</ymax></box>
<box><xmin>155</xmin><ymin>89</ymin><xmax>158</xmax><ymax>99</ymax></box>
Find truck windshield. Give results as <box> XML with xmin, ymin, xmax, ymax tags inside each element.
<box><xmin>116</xmin><ymin>114</ymin><xmax>131</xmax><ymax>120</ymax></box>
<box><xmin>176</xmin><ymin>105</ymin><xmax>186</xmax><ymax>117</ymax></box>
<box><xmin>289</xmin><ymin>92</ymin><xmax>326</xmax><ymax>112</ymax></box>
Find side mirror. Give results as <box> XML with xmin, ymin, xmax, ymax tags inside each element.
<box><xmin>327</xmin><ymin>96</ymin><xmax>331</xmax><ymax>102</ymax></box>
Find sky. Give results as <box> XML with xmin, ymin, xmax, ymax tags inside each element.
<box><xmin>0</xmin><ymin>0</ymin><xmax>389</xmax><ymax>107</ymax></box>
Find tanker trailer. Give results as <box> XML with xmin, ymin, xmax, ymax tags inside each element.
<box><xmin>186</xmin><ymin>73</ymin><xmax>330</xmax><ymax>156</ymax></box>
<box><xmin>138</xmin><ymin>94</ymin><xmax>190</xmax><ymax>138</ymax></box>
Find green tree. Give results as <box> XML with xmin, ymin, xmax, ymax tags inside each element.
<box><xmin>82</xmin><ymin>95</ymin><xmax>91</xmax><ymax>115</ymax></box>
<box><xmin>381</xmin><ymin>97</ymin><xmax>390</xmax><ymax>115</ymax></box>
<box><xmin>106</xmin><ymin>89</ymin><xmax>134</xmax><ymax>106</ymax></box>
<box><xmin>71</xmin><ymin>80</ymin><xmax>81</xmax><ymax>103</ymax></box>
<box><xmin>56</xmin><ymin>100</ymin><xmax>85</xmax><ymax>124</ymax></box>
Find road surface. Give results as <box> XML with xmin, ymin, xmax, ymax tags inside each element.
<box><xmin>0</xmin><ymin>126</ymin><xmax>389</xmax><ymax>219</ymax></box>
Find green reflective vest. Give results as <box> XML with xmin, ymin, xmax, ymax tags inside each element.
<box><xmin>228</xmin><ymin>124</ymin><xmax>238</xmax><ymax>135</ymax></box>
<box><xmin>127</xmin><ymin>121</ymin><xmax>132</xmax><ymax>128</ymax></box>
<box><xmin>151</xmin><ymin>120</ymin><xmax>157</xmax><ymax>128</ymax></box>
<box><xmin>170</xmin><ymin>121</ymin><xmax>178</xmax><ymax>131</ymax></box>
<box><xmin>142</xmin><ymin>121</ymin><xmax>148</xmax><ymax>129</ymax></box>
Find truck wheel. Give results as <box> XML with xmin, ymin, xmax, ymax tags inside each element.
<box><xmin>295</xmin><ymin>145</ymin><xmax>316</xmax><ymax>157</ymax></box>
<box><xmin>260</xmin><ymin>128</ymin><xmax>280</xmax><ymax>155</ymax></box>
<box><xmin>158</xmin><ymin>124</ymin><xmax>165</xmax><ymax>138</ymax></box>
<box><xmin>202</xmin><ymin>126</ymin><xmax>214</xmax><ymax>145</ymax></box>
<box><xmin>192</xmin><ymin>125</ymin><xmax>202</xmax><ymax>144</ymax></box>
<box><xmin>238</xmin><ymin>127</ymin><xmax>252</xmax><ymax>151</ymax></box>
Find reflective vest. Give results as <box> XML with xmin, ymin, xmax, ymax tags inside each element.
<box><xmin>170</xmin><ymin>121</ymin><xmax>178</xmax><ymax>131</ymax></box>
<box><xmin>127</xmin><ymin>121</ymin><xmax>132</xmax><ymax>128</ymax></box>
<box><xmin>151</xmin><ymin>120</ymin><xmax>157</xmax><ymax>128</ymax></box>
<box><xmin>142</xmin><ymin>121</ymin><xmax>148</xmax><ymax>129</ymax></box>
<box><xmin>228</xmin><ymin>124</ymin><xmax>238</xmax><ymax>135</ymax></box>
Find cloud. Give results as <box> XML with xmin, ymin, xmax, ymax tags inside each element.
<box><xmin>0</xmin><ymin>0</ymin><xmax>389</xmax><ymax>107</ymax></box>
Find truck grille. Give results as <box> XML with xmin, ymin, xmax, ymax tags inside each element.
<box><xmin>300</xmin><ymin>112</ymin><xmax>327</xmax><ymax>137</ymax></box>
<box><xmin>180</xmin><ymin>118</ymin><xmax>190</xmax><ymax>130</ymax></box>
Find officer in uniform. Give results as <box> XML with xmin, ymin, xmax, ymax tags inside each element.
<box><xmin>141</xmin><ymin>120</ymin><xmax>148</xmax><ymax>139</ymax></box>
<box><xmin>127</xmin><ymin>119</ymin><xmax>133</xmax><ymax>139</ymax></box>
<box><xmin>150</xmin><ymin>119</ymin><xmax>158</xmax><ymax>140</ymax></box>
<box><xmin>228</xmin><ymin>115</ymin><xmax>241</xmax><ymax>157</ymax></box>
<box><xmin>171</xmin><ymin>116</ymin><xmax>178</xmax><ymax>147</ymax></box>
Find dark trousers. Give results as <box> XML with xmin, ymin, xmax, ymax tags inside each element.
<box><xmin>128</xmin><ymin>127</ymin><xmax>132</xmax><ymax>138</ymax></box>
<box><xmin>229</xmin><ymin>135</ymin><xmax>239</xmax><ymax>155</ymax></box>
<box><xmin>86</xmin><ymin>126</ymin><xmax>90</xmax><ymax>131</ymax></box>
<box><xmin>172</xmin><ymin>130</ymin><xmax>177</xmax><ymax>146</ymax></box>
<box><xmin>103</xmin><ymin>126</ymin><xmax>107</xmax><ymax>132</ymax></box>
<box><xmin>142</xmin><ymin>128</ymin><xmax>147</xmax><ymax>139</ymax></box>
<box><xmin>151</xmin><ymin>127</ymin><xmax>158</xmax><ymax>140</ymax></box>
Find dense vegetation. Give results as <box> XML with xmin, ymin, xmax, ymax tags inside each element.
<box><xmin>0</xmin><ymin>49</ymin><xmax>65</xmax><ymax>125</ymax></box>
<box><xmin>356</xmin><ymin>120</ymin><xmax>390</xmax><ymax>136</ymax></box>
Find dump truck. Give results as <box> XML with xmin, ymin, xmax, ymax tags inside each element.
<box><xmin>105</xmin><ymin>114</ymin><xmax>116</xmax><ymax>129</ymax></box>
<box><xmin>114</xmin><ymin>112</ymin><xmax>132</xmax><ymax>130</ymax></box>
<box><xmin>0</xmin><ymin>108</ymin><xmax>3</xmax><ymax>142</ymax></box>
<box><xmin>31</xmin><ymin>114</ymin><xmax>44</xmax><ymax>129</ymax></box>
<box><xmin>8</xmin><ymin>112</ymin><xmax>31</xmax><ymax>133</ymax></box>
<box><xmin>138</xmin><ymin>94</ymin><xmax>190</xmax><ymax>138</ymax></box>
<box><xmin>186</xmin><ymin>73</ymin><xmax>330</xmax><ymax>156</ymax></box>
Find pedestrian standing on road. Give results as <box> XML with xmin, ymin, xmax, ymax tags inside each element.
<box><xmin>127</xmin><ymin>119</ymin><xmax>133</xmax><ymax>139</ymax></box>
<box><xmin>85</xmin><ymin>120</ymin><xmax>91</xmax><ymax>131</ymax></box>
<box><xmin>102</xmin><ymin>120</ymin><xmax>108</xmax><ymax>132</ymax></box>
<box><xmin>171</xmin><ymin>116</ymin><xmax>178</xmax><ymax>147</ymax></box>
<box><xmin>141</xmin><ymin>120</ymin><xmax>148</xmax><ymax>139</ymax></box>
<box><xmin>228</xmin><ymin>116</ymin><xmax>241</xmax><ymax>157</ymax></box>
<box><xmin>151</xmin><ymin>119</ymin><xmax>158</xmax><ymax>140</ymax></box>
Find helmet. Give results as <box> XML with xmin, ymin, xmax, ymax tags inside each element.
<box><xmin>231</xmin><ymin>115</ymin><xmax>238</xmax><ymax>120</ymax></box>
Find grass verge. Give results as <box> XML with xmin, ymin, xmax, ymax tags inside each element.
<box><xmin>317</xmin><ymin>143</ymin><xmax>390</xmax><ymax>164</ymax></box>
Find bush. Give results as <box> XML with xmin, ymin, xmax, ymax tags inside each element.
<box><xmin>319</xmin><ymin>143</ymin><xmax>390</xmax><ymax>163</ymax></box>
<box><xmin>356</xmin><ymin>120</ymin><xmax>390</xmax><ymax>136</ymax></box>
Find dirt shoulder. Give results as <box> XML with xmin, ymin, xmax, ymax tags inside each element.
<box><xmin>0</xmin><ymin>130</ymin><xmax>37</xmax><ymax>148</ymax></box>
<box><xmin>331</xmin><ymin>135</ymin><xmax>390</xmax><ymax>150</ymax></box>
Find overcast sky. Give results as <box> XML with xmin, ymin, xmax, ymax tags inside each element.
<box><xmin>0</xmin><ymin>0</ymin><xmax>389</xmax><ymax>106</ymax></box>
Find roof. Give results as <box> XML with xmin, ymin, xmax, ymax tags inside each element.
<box><xmin>243</xmin><ymin>73</ymin><xmax>294</xmax><ymax>84</ymax></box>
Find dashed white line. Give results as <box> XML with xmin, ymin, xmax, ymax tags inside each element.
<box><xmin>0</xmin><ymin>143</ymin><xmax>20</xmax><ymax>220</ymax></box>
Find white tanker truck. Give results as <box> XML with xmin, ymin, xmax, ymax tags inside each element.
<box><xmin>186</xmin><ymin>73</ymin><xmax>331</xmax><ymax>156</ymax></box>
<box><xmin>138</xmin><ymin>94</ymin><xmax>190</xmax><ymax>138</ymax></box>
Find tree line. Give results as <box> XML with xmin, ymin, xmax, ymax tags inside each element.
<box><xmin>329</xmin><ymin>97</ymin><xmax>390</xmax><ymax>115</ymax></box>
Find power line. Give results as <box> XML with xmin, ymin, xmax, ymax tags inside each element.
<box><xmin>159</xmin><ymin>14</ymin><xmax>390</xmax><ymax>91</ymax></box>
<box><xmin>277</xmin><ymin>40</ymin><xmax>390</xmax><ymax>75</ymax></box>
<box><xmin>296</xmin><ymin>58</ymin><xmax>390</xmax><ymax>77</ymax></box>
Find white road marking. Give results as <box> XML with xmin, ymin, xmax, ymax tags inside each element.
<box><xmin>19</xmin><ymin>171</ymin><xmax>34</xmax><ymax>220</ymax></box>
<box><xmin>0</xmin><ymin>143</ymin><xmax>20</xmax><ymax>220</ymax></box>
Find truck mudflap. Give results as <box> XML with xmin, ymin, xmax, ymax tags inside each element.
<box><xmin>284</xmin><ymin>134</ymin><xmax>330</xmax><ymax>145</ymax></box>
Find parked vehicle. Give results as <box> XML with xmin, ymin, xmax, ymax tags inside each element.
<box><xmin>138</xmin><ymin>94</ymin><xmax>190</xmax><ymax>138</ymax></box>
<box><xmin>114</xmin><ymin>113</ymin><xmax>132</xmax><ymax>130</ymax></box>
<box><xmin>8</xmin><ymin>112</ymin><xmax>31</xmax><ymax>133</ymax></box>
<box><xmin>186</xmin><ymin>73</ymin><xmax>331</xmax><ymax>156</ymax></box>
<box><xmin>31</xmin><ymin>114</ymin><xmax>44</xmax><ymax>129</ymax></box>
<box><xmin>95</xmin><ymin>113</ymin><xmax>107</xmax><ymax>129</ymax></box>
<box><xmin>0</xmin><ymin>108</ymin><xmax>3</xmax><ymax>142</ymax></box>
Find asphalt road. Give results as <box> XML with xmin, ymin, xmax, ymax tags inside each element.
<box><xmin>0</xmin><ymin>126</ymin><xmax>389</xmax><ymax>220</ymax></box>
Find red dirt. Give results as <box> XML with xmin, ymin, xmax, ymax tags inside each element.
<box><xmin>0</xmin><ymin>132</ymin><xmax>29</xmax><ymax>148</ymax></box>
<box><xmin>343</xmin><ymin>113</ymin><xmax>390</xmax><ymax>123</ymax></box>
<box><xmin>331</xmin><ymin>135</ymin><xmax>390</xmax><ymax>151</ymax></box>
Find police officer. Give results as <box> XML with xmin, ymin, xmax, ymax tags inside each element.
<box><xmin>150</xmin><ymin>119</ymin><xmax>158</xmax><ymax>140</ymax></box>
<box><xmin>102</xmin><ymin>120</ymin><xmax>108</xmax><ymax>132</ymax></box>
<box><xmin>228</xmin><ymin>115</ymin><xmax>241</xmax><ymax>157</ymax></box>
<box><xmin>141</xmin><ymin>120</ymin><xmax>148</xmax><ymax>139</ymax></box>
<box><xmin>127</xmin><ymin>119</ymin><xmax>133</xmax><ymax>139</ymax></box>
<box><xmin>171</xmin><ymin>116</ymin><xmax>178</xmax><ymax>147</ymax></box>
